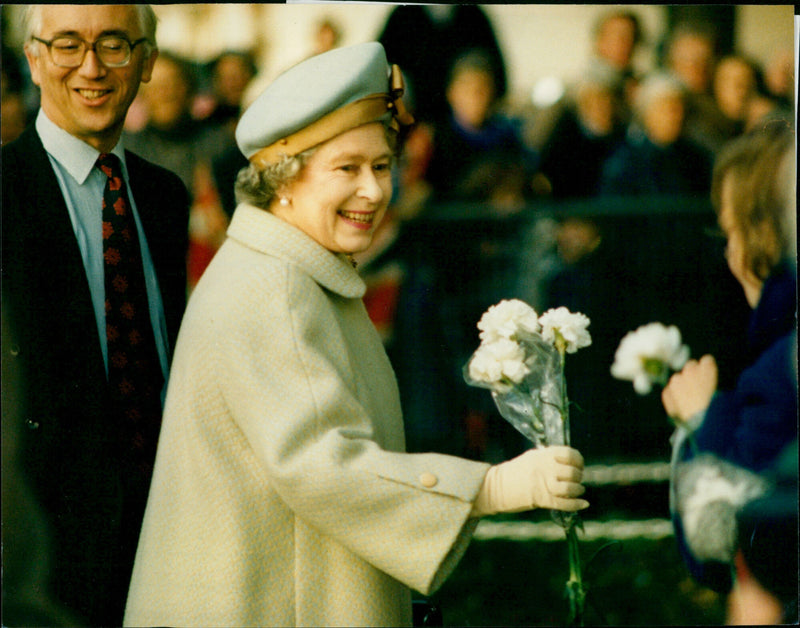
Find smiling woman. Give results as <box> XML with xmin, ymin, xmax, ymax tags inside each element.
<box><xmin>123</xmin><ymin>41</ymin><xmax>590</xmax><ymax>628</ymax></box>
<box><xmin>270</xmin><ymin>124</ymin><xmax>393</xmax><ymax>254</ymax></box>
<box><xmin>234</xmin><ymin>123</ymin><xmax>395</xmax><ymax>256</ymax></box>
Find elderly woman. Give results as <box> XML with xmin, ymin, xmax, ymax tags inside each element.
<box><xmin>599</xmin><ymin>72</ymin><xmax>713</xmax><ymax>196</ymax></box>
<box><xmin>123</xmin><ymin>43</ymin><xmax>588</xmax><ymax>627</ymax></box>
<box><xmin>662</xmin><ymin>122</ymin><xmax>797</xmax><ymax>594</ymax></box>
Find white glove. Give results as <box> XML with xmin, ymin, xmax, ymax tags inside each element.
<box><xmin>471</xmin><ymin>446</ymin><xmax>589</xmax><ymax>517</ymax></box>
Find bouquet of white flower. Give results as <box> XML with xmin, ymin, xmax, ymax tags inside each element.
<box><xmin>464</xmin><ymin>299</ymin><xmax>592</xmax><ymax>626</ymax></box>
<box><xmin>465</xmin><ymin>301</ymin><xmax>591</xmax><ymax>448</ymax></box>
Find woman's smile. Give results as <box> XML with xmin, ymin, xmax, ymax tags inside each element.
<box><xmin>276</xmin><ymin>122</ymin><xmax>393</xmax><ymax>254</ymax></box>
<box><xmin>338</xmin><ymin>209</ymin><xmax>377</xmax><ymax>229</ymax></box>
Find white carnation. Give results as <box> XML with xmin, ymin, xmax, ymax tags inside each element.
<box><xmin>611</xmin><ymin>322</ymin><xmax>690</xmax><ymax>394</ymax></box>
<box><xmin>477</xmin><ymin>299</ymin><xmax>541</xmax><ymax>343</ymax></box>
<box><xmin>468</xmin><ymin>338</ymin><xmax>531</xmax><ymax>392</ymax></box>
<box><xmin>539</xmin><ymin>307</ymin><xmax>592</xmax><ymax>353</ymax></box>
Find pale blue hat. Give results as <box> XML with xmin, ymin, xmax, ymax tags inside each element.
<box><xmin>236</xmin><ymin>42</ymin><xmax>412</xmax><ymax>168</ymax></box>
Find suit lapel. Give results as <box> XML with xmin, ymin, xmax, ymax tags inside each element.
<box><xmin>11</xmin><ymin>127</ymin><xmax>106</xmax><ymax>373</ymax></box>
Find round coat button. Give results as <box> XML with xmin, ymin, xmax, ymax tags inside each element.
<box><xmin>419</xmin><ymin>472</ymin><xmax>438</xmax><ymax>488</ymax></box>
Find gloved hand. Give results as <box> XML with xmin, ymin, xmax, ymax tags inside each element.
<box><xmin>471</xmin><ymin>446</ymin><xmax>589</xmax><ymax>517</ymax></box>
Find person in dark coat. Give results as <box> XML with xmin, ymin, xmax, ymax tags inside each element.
<box><xmin>537</xmin><ymin>65</ymin><xmax>626</xmax><ymax>199</ymax></box>
<box><xmin>599</xmin><ymin>73</ymin><xmax>713</xmax><ymax>196</ymax></box>
<box><xmin>1</xmin><ymin>5</ymin><xmax>189</xmax><ymax>625</ymax></box>
<box><xmin>377</xmin><ymin>4</ymin><xmax>507</xmax><ymax>125</ymax></box>
<box><xmin>424</xmin><ymin>49</ymin><xmax>531</xmax><ymax>207</ymax></box>
<box><xmin>662</xmin><ymin>122</ymin><xmax>797</xmax><ymax>594</ymax></box>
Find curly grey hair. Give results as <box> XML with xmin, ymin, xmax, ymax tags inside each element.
<box><xmin>235</xmin><ymin>122</ymin><xmax>399</xmax><ymax>210</ymax></box>
<box><xmin>234</xmin><ymin>148</ymin><xmax>316</xmax><ymax>210</ymax></box>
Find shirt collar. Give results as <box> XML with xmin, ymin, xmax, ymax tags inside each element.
<box><xmin>36</xmin><ymin>109</ymin><xmax>128</xmax><ymax>184</ymax></box>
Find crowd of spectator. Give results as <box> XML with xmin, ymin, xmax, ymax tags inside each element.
<box><xmin>2</xmin><ymin>6</ymin><xmax>793</xmax><ymax>463</ymax></box>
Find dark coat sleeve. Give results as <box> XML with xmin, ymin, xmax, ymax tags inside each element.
<box><xmin>694</xmin><ymin>334</ymin><xmax>798</xmax><ymax>472</ymax></box>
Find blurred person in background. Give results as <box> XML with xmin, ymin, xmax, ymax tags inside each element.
<box><xmin>123</xmin><ymin>51</ymin><xmax>232</xmax><ymax>290</ymax></box>
<box><xmin>711</xmin><ymin>54</ymin><xmax>757</xmax><ymax>139</ymax></box>
<box><xmin>424</xmin><ymin>49</ymin><xmax>531</xmax><ymax>209</ymax></box>
<box><xmin>664</xmin><ymin>22</ymin><xmax>717</xmax><ymax>97</ymax></box>
<box><xmin>663</xmin><ymin>22</ymin><xmax>736</xmax><ymax>156</ymax></box>
<box><xmin>662</xmin><ymin>121</ymin><xmax>797</xmax><ymax>595</ymax></box>
<box><xmin>588</xmin><ymin>8</ymin><xmax>643</xmax><ymax>123</ymax></box>
<box><xmin>378</xmin><ymin>4</ymin><xmax>507</xmax><ymax>126</ymax></box>
<box><xmin>535</xmin><ymin>63</ymin><xmax>625</xmax><ymax>200</ymax></box>
<box><xmin>202</xmin><ymin>49</ymin><xmax>258</xmax><ymax>137</ymax></box>
<box><xmin>526</xmin><ymin>9</ymin><xmax>642</xmax><ymax>158</ymax></box>
<box><xmin>205</xmin><ymin>51</ymin><xmax>259</xmax><ymax>223</ymax></box>
<box><xmin>599</xmin><ymin>72</ymin><xmax>712</xmax><ymax>196</ymax></box>
<box><xmin>124</xmin><ymin>51</ymin><xmax>230</xmax><ymax>194</ymax></box>
<box><xmin>2</xmin><ymin>5</ymin><xmax>189</xmax><ymax>624</ymax></box>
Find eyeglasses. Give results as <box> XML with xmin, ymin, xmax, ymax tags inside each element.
<box><xmin>31</xmin><ymin>35</ymin><xmax>148</xmax><ymax>68</ymax></box>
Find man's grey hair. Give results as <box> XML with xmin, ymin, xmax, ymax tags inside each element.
<box><xmin>23</xmin><ymin>4</ymin><xmax>158</xmax><ymax>56</ymax></box>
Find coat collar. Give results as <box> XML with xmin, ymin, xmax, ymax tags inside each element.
<box><xmin>226</xmin><ymin>203</ymin><xmax>366</xmax><ymax>299</ymax></box>
<box><xmin>748</xmin><ymin>260</ymin><xmax>797</xmax><ymax>357</ymax></box>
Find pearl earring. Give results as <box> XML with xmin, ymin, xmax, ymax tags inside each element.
<box><xmin>279</xmin><ymin>197</ymin><xmax>289</xmax><ymax>207</ymax></box>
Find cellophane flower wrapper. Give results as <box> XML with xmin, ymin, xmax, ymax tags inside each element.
<box><xmin>464</xmin><ymin>331</ymin><xmax>575</xmax><ymax>528</ymax></box>
<box><xmin>464</xmin><ymin>299</ymin><xmax>589</xmax><ymax>625</ymax></box>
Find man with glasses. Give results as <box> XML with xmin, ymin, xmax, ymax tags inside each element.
<box><xmin>2</xmin><ymin>5</ymin><xmax>188</xmax><ymax>625</ymax></box>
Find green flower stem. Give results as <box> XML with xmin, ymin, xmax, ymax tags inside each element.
<box><xmin>555</xmin><ymin>337</ymin><xmax>570</xmax><ymax>447</ymax></box>
<box><xmin>565</xmin><ymin>522</ymin><xmax>585</xmax><ymax>627</ymax></box>
<box><xmin>555</xmin><ymin>335</ymin><xmax>585</xmax><ymax>626</ymax></box>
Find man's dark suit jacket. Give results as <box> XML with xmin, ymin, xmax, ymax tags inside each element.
<box><xmin>2</xmin><ymin>125</ymin><xmax>189</xmax><ymax>625</ymax></box>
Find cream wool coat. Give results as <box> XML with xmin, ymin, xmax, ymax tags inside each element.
<box><xmin>124</xmin><ymin>204</ymin><xmax>491</xmax><ymax>627</ymax></box>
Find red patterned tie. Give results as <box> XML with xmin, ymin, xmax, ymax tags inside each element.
<box><xmin>98</xmin><ymin>152</ymin><xmax>163</xmax><ymax>475</ymax></box>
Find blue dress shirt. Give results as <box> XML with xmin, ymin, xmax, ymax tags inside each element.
<box><xmin>35</xmin><ymin>110</ymin><xmax>170</xmax><ymax>383</ymax></box>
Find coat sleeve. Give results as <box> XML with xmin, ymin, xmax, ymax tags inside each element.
<box><xmin>214</xmin><ymin>263</ymin><xmax>490</xmax><ymax>595</ymax></box>
<box><xmin>694</xmin><ymin>335</ymin><xmax>798</xmax><ymax>472</ymax></box>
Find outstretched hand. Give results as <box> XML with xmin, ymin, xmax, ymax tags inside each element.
<box><xmin>661</xmin><ymin>354</ymin><xmax>718</xmax><ymax>424</ymax></box>
<box><xmin>471</xmin><ymin>446</ymin><xmax>590</xmax><ymax>517</ymax></box>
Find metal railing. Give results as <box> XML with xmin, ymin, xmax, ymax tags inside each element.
<box><xmin>382</xmin><ymin>195</ymin><xmax>751</xmax><ymax>463</ymax></box>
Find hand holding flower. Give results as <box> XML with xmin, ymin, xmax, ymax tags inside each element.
<box><xmin>465</xmin><ymin>299</ymin><xmax>590</xmax><ymax>625</ymax></box>
<box><xmin>661</xmin><ymin>355</ymin><xmax>718</xmax><ymax>424</ymax></box>
<box><xmin>471</xmin><ymin>446</ymin><xmax>589</xmax><ymax>517</ymax></box>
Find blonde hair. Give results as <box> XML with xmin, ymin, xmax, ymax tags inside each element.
<box><xmin>711</xmin><ymin>121</ymin><xmax>795</xmax><ymax>280</ymax></box>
